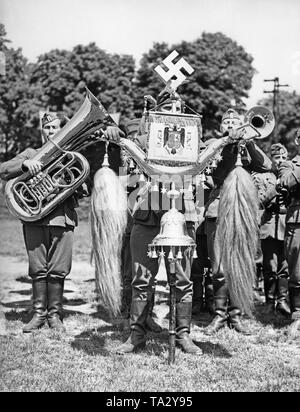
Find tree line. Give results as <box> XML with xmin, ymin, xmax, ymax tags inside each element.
<box><xmin>0</xmin><ymin>23</ymin><xmax>299</xmax><ymax>160</ymax></box>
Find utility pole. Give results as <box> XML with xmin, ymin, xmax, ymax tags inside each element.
<box><xmin>264</xmin><ymin>77</ymin><xmax>289</xmax><ymax>139</ymax></box>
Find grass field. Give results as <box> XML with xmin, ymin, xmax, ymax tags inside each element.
<box><xmin>0</xmin><ymin>192</ymin><xmax>300</xmax><ymax>392</ymax></box>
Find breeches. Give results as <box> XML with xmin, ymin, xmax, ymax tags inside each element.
<box><xmin>130</xmin><ymin>224</ymin><xmax>194</xmax><ymax>303</ymax></box>
<box><xmin>284</xmin><ymin>224</ymin><xmax>300</xmax><ymax>289</ymax></box>
<box><xmin>23</xmin><ymin>225</ymin><xmax>74</xmax><ymax>280</ymax></box>
<box><xmin>261</xmin><ymin>238</ymin><xmax>288</xmax><ymax>278</ymax></box>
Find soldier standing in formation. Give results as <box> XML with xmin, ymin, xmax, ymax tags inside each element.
<box><xmin>0</xmin><ymin>113</ymin><xmax>81</xmax><ymax>333</ymax></box>
<box><xmin>278</xmin><ymin>131</ymin><xmax>300</xmax><ymax>337</ymax></box>
<box><xmin>204</xmin><ymin>109</ymin><xmax>272</xmax><ymax>335</ymax></box>
<box><xmin>114</xmin><ymin>92</ymin><xmax>202</xmax><ymax>355</ymax></box>
<box><xmin>253</xmin><ymin>143</ymin><xmax>290</xmax><ymax>317</ymax></box>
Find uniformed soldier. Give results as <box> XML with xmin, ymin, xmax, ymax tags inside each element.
<box><xmin>119</xmin><ymin>119</ymin><xmax>162</xmax><ymax>334</ymax></box>
<box><xmin>204</xmin><ymin>109</ymin><xmax>273</xmax><ymax>335</ymax></box>
<box><xmin>278</xmin><ymin>131</ymin><xmax>300</xmax><ymax>337</ymax></box>
<box><xmin>253</xmin><ymin>143</ymin><xmax>290</xmax><ymax>317</ymax></box>
<box><xmin>113</xmin><ymin>92</ymin><xmax>202</xmax><ymax>355</ymax></box>
<box><xmin>0</xmin><ymin>112</ymin><xmax>84</xmax><ymax>333</ymax></box>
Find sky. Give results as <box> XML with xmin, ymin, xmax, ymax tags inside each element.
<box><xmin>1</xmin><ymin>0</ymin><xmax>300</xmax><ymax>108</ymax></box>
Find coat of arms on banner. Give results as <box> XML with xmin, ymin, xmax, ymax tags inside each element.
<box><xmin>145</xmin><ymin>112</ymin><xmax>202</xmax><ymax>165</ymax></box>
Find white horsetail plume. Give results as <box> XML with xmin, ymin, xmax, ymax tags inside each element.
<box><xmin>90</xmin><ymin>167</ymin><xmax>127</xmax><ymax>316</ymax></box>
<box><xmin>214</xmin><ymin>166</ymin><xmax>259</xmax><ymax>317</ymax></box>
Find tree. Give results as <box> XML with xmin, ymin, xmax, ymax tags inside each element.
<box><xmin>134</xmin><ymin>32</ymin><xmax>256</xmax><ymax>138</ymax></box>
<box><xmin>30</xmin><ymin>43</ymin><xmax>136</xmax><ymax>124</ymax></box>
<box><xmin>0</xmin><ymin>24</ymin><xmax>41</xmax><ymax>160</ymax></box>
<box><xmin>257</xmin><ymin>91</ymin><xmax>300</xmax><ymax>157</ymax></box>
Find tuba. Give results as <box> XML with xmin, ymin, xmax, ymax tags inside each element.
<box><xmin>5</xmin><ymin>89</ymin><xmax>117</xmax><ymax>222</ymax></box>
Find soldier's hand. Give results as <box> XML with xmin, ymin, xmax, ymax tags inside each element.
<box><xmin>104</xmin><ymin>126</ymin><xmax>125</xmax><ymax>143</ymax></box>
<box><xmin>23</xmin><ymin>159</ymin><xmax>43</xmax><ymax>175</ymax></box>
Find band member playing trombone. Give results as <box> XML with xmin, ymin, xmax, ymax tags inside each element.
<box><xmin>204</xmin><ymin>108</ymin><xmax>273</xmax><ymax>335</ymax></box>
<box><xmin>0</xmin><ymin>112</ymin><xmax>80</xmax><ymax>333</ymax></box>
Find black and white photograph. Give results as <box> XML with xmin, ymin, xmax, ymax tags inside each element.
<box><xmin>0</xmin><ymin>0</ymin><xmax>299</xmax><ymax>394</ymax></box>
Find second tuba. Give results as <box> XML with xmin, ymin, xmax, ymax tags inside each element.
<box><xmin>5</xmin><ymin>89</ymin><xmax>117</xmax><ymax>222</ymax></box>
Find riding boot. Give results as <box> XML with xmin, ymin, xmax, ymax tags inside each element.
<box><xmin>145</xmin><ymin>292</ymin><xmax>162</xmax><ymax>333</ymax></box>
<box><xmin>288</xmin><ymin>288</ymin><xmax>300</xmax><ymax>338</ymax></box>
<box><xmin>115</xmin><ymin>300</ymin><xmax>148</xmax><ymax>354</ymax></box>
<box><xmin>204</xmin><ymin>269</ymin><xmax>215</xmax><ymax>314</ymax></box>
<box><xmin>264</xmin><ymin>273</ymin><xmax>277</xmax><ymax>314</ymax></box>
<box><xmin>205</xmin><ymin>282</ymin><xmax>228</xmax><ymax>335</ymax></box>
<box><xmin>47</xmin><ymin>278</ymin><xmax>66</xmax><ymax>332</ymax></box>
<box><xmin>191</xmin><ymin>270</ymin><xmax>204</xmax><ymax>317</ymax></box>
<box><xmin>176</xmin><ymin>302</ymin><xmax>202</xmax><ymax>354</ymax></box>
<box><xmin>119</xmin><ymin>286</ymin><xmax>132</xmax><ymax>332</ymax></box>
<box><xmin>23</xmin><ymin>278</ymin><xmax>48</xmax><ymax>333</ymax></box>
<box><xmin>227</xmin><ymin>307</ymin><xmax>251</xmax><ymax>335</ymax></box>
<box><xmin>276</xmin><ymin>277</ymin><xmax>291</xmax><ymax>317</ymax></box>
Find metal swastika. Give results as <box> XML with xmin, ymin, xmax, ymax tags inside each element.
<box><xmin>154</xmin><ymin>50</ymin><xmax>194</xmax><ymax>91</ymax></box>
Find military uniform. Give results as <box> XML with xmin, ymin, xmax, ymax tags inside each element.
<box><xmin>253</xmin><ymin>169</ymin><xmax>290</xmax><ymax>316</ymax></box>
<box><xmin>279</xmin><ymin>154</ymin><xmax>300</xmax><ymax>323</ymax></box>
<box><xmin>205</xmin><ymin>136</ymin><xmax>272</xmax><ymax>334</ymax></box>
<box><xmin>116</xmin><ymin>108</ymin><xmax>201</xmax><ymax>354</ymax></box>
<box><xmin>0</xmin><ymin>147</ymin><xmax>79</xmax><ymax>332</ymax></box>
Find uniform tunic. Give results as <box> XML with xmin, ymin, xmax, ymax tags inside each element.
<box><xmin>0</xmin><ymin>148</ymin><xmax>78</xmax><ymax>280</ymax></box>
<box><xmin>279</xmin><ymin>155</ymin><xmax>300</xmax><ymax>319</ymax></box>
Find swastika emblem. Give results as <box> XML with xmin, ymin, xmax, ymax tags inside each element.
<box><xmin>154</xmin><ymin>50</ymin><xmax>194</xmax><ymax>91</ymax></box>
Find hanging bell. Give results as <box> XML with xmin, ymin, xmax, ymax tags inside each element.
<box><xmin>152</xmin><ymin>248</ymin><xmax>158</xmax><ymax>258</ymax></box>
<box><xmin>129</xmin><ymin>159</ymin><xmax>135</xmax><ymax>169</ymax></box>
<box><xmin>139</xmin><ymin>173</ymin><xmax>146</xmax><ymax>182</ymax></box>
<box><xmin>168</xmin><ymin>249</ymin><xmax>174</xmax><ymax>259</ymax></box>
<box><xmin>177</xmin><ymin>247</ymin><xmax>183</xmax><ymax>260</ymax></box>
<box><xmin>192</xmin><ymin>248</ymin><xmax>198</xmax><ymax>259</ymax></box>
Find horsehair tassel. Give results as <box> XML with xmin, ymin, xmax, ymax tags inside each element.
<box><xmin>214</xmin><ymin>167</ymin><xmax>259</xmax><ymax>317</ymax></box>
<box><xmin>90</xmin><ymin>167</ymin><xmax>127</xmax><ymax>316</ymax></box>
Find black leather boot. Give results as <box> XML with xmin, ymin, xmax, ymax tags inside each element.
<box><xmin>276</xmin><ymin>277</ymin><xmax>291</xmax><ymax>317</ymax></box>
<box><xmin>145</xmin><ymin>292</ymin><xmax>162</xmax><ymax>333</ymax></box>
<box><xmin>204</xmin><ymin>269</ymin><xmax>215</xmax><ymax>314</ymax></box>
<box><xmin>115</xmin><ymin>300</ymin><xmax>148</xmax><ymax>354</ymax></box>
<box><xmin>192</xmin><ymin>275</ymin><xmax>204</xmax><ymax>317</ymax></box>
<box><xmin>228</xmin><ymin>308</ymin><xmax>251</xmax><ymax>335</ymax></box>
<box><xmin>264</xmin><ymin>273</ymin><xmax>277</xmax><ymax>315</ymax></box>
<box><xmin>176</xmin><ymin>302</ymin><xmax>202</xmax><ymax>354</ymax></box>
<box><xmin>47</xmin><ymin>278</ymin><xmax>66</xmax><ymax>332</ymax></box>
<box><xmin>288</xmin><ymin>288</ymin><xmax>300</xmax><ymax>338</ymax></box>
<box><xmin>205</xmin><ymin>283</ymin><xmax>228</xmax><ymax>335</ymax></box>
<box><xmin>23</xmin><ymin>278</ymin><xmax>48</xmax><ymax>333</ymax></box>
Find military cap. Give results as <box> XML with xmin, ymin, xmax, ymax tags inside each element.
<box><xmin>221</xmin><ymin>108</ymin><xmax>241</xmax><ymax>121</ymax></box>
<box><xmin>41</xmin><ymin>112</ymin><xmax>61</xmax><ymax>127</ymax></box>
<box><xmin>270</xmin><ymin>143</ymin><xmax>288</xmax><ymax>157</ymax></box>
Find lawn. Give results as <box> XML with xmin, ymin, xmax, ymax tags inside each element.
<box><xmin>0</xmin><ymin>192</ymin><xmax>300</xmax><ymax>392</ymax></box>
